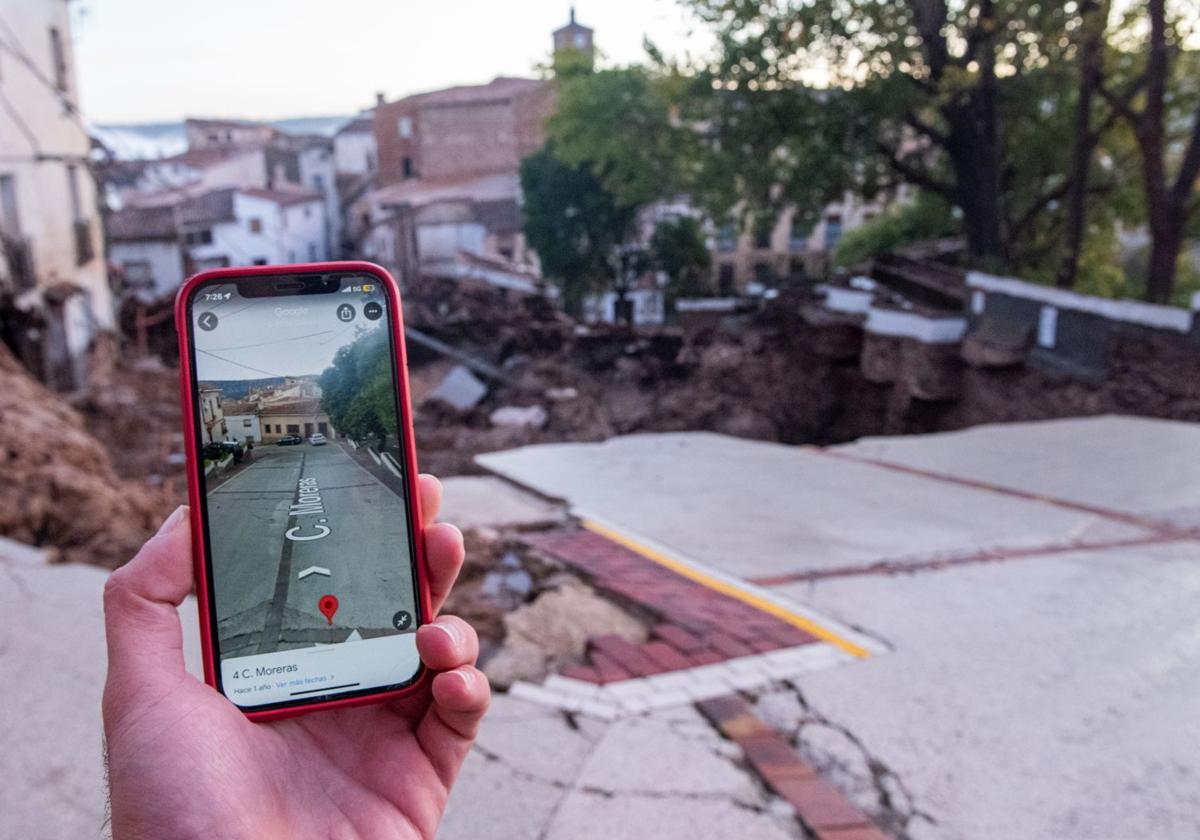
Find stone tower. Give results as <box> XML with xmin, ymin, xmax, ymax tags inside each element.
<box><xmin>552</xmin><ymin>7</ymin><xmax>595</xmax><ymax>72</ymax></box>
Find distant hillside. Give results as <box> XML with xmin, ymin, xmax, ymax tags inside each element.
<box><xmin>202</xmin><ymin>377</ymin><xmax>285</xmax><ymax>400</ymax></box>
<box><xmin>91</xmin><ymin>115</ymin><xmax>354</xmax><ymax>161</ymax></box>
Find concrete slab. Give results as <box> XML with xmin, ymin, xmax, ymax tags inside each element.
<box><xmin>539</xmin><ymin>706</ymin><xmax>801</xmax><ymax>840</ymax></box>
<box><xmin>544</xmin><ymin>791</ymin><xmax>801</xmax><ymax>840</ymax></box>
<box><xmin>438</xmin><ymin>749</ymin><xmax>572</xmax><ymax>840</ymax></box>
<box><xmin>839</xmin><ymin>415</ymin><xmax>1200</xmax><ymax>520</ymax></box>
<box><xmin>770</xmin><ymin>541</ymin><xmax>1200</xmax><ymax>840</ymax></box>
<box><xmin>0</xmin><ymin>556</ymin><xmax>202</xmax><ymax>840</ymax></box>
<box><xmin>478</xmin><ymin>432</ymin><xmax>1145</xmax><ymax>578</ymax></box>
<box><xmin>437</xmin><ymin>475</ymin><xmax>566</xmax><ymax>531</ymax></box>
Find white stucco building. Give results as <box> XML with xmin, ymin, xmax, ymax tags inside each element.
<box><xmin>266</xmin><ymin>137</ymin><xmax>341</xmax><ymax>258</ymax></box>
<box><xmin>221</xmin><ymin>401</ymin><xmax>263</xmax><ymax>445</ymax></box>
<box><xmin>0</xmin><ymin>0</ymin><xmax>114</xmax><ymax>389</ymax></box>
<box><xmin>333</xmin><ymin>115</ymin><xmax>377</xmax><ymax>176</ymax></box>
<box><xmin>109</xmin><ymin>187</ymin><xmax>328</xmax><ymax>300</ymax></box>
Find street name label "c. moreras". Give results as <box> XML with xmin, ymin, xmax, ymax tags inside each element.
<box><xmin>290</xmin><ymin>477</ymin><xmax>324</xmax><ymax>516</ymax></box>
<box><xmin>286</xmin><ymin>476</ymin><xmax>331</xmax><ymax>542</ymax></box>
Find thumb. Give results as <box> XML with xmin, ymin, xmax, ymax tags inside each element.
<box><xmin>103</xmin><ymin>507</ymin><xmax>195</xmax><ymax>708</ymax></box>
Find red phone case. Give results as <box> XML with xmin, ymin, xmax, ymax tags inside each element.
<box><xmin>174</xmin><ymin>261</ymin><xmax>433</xmax><ymax>722</ymax></box>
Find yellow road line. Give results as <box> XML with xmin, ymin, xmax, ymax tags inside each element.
<box><xmin>581</xmin><ymin>518</ymin><xmax>871</xmax><ymax>660</ymax></box>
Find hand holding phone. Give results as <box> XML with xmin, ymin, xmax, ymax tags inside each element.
<box><xmin>102</xmin><ymin>475</ymin><xmax>489</xmax><ymax>839</ymax></box>
<box><xmin>176</xmin><ymin>262</ymin><xmax>432</xmax><ymax>718</ymax></box>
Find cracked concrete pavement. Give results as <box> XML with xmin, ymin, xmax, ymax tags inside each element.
<box><xmin>5</xmin><ymin>415</ymin><xmax>1200</xmax><ymax>839</ymax></box>
<box><xmin>477</xmin><ymin>416</ymin><xmax>1200</xmax><ymax>839</ymax></box>
<box><xmin>441</xmin><ymin>696</ymin><xmax>802</xmax><ymax>840</ymax></box>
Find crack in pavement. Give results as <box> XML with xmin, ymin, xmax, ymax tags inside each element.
<box><xmin>471</xmin><ymin>723</ymin><xmax>785</xmax><ymax>840</ymax></box>
<box><xmin>768</xmin><ymin>680</ymin><xmax>937</xmax><ymax>839</ymax></box>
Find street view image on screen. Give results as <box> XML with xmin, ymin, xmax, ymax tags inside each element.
<box><xmin>190</xmin><ymin>277</ymin><xmax>419</xmax><ymax>708</ymax></box>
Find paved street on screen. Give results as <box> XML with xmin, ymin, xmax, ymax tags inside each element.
<box><xmin>206</xmin><ymin>442</ymin><xmax>417</xmax><ymax>657</ymax></box>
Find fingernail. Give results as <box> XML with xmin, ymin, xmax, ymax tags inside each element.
<box><xmin>448</xmin><ymin>669</ymin><xmax>473</xmax><ymax>691</ymax></box>
<box><xmin>429</xmin><ymin>621</ymin><xmax>462</xmax><ymax>648</ymax></box>
<box><xmin>156</xmin><ymin>506</ymin><xmax>187</xmax><ymax>537</ymax></box>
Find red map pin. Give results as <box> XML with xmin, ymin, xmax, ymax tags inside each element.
<box><xmin>318</xmin><ymin>594</ymin><xmax>339</xmax><ymax>625</ymax></box>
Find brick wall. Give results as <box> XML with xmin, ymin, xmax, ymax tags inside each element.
<box><xmin>420</xmin><ymin>100</ymin><xmax>519</xmax><ymax>181</ymax></box>
<box><xmin>373</xmin><ymin>82</ymin><xmax>553</xmax><ymax>186</ymax></box>
<box><xmin>374</xmin><ymin>101</ymin><xmax>421</xmax><ymax>186</ymax></box>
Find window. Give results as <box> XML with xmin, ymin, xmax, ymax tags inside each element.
<box><xmin>318</xmin><ymin>422</ymin><xmax>328</xmax><ymax>435</ymax></box>
<box><xmin>67</xmin><ymin>165</ymin><xmax>93</xmax><ymax>265</ymax></box>
<box><xmin>287</xmin><ymin>424</ymin><xmax>300</xmax><ymax>434</ymax></box>
<box><xmin>66</xmin><ymin>165</ymin><xmax>83</xmax><ymax>221</ymax></box>
<box><xmin>789</xmin><ymin>221</ymin><xmax>808</xmax><ymax>252</ymax></box>
<box><xmin>49</xmin><ymin>27</ymin><xmax>68</xmax><ymax>93</ymax></box>
<box><xmin>823</xmin><ymin>214</ymin><xmax>843</xmax><ymax>251</ymax></box>
<box><xmin>0</xmin><ymin>174</ymin><xmax>19</xmax><ymax>235</ymax></box>
<box><xmin>312</xmin><ymin>174</ymin><xmax>325</xmax><ymax>190</ymax></box>
<box><xmin>402</xmin><ymin>157</ymin><xmax>414</xmax><ymax>178</ymax></box>
<box><xmin>242</xmin><ymin>418</ymin><xmax>252</xmax><ymax>427</ymax></box>
<box><xmin>185</xmin><ymin>229</ymin><xmax>213</xmax><ymax>246</ymax></box>
<box><xmin>248</xmin><ymin>218</ymin><xmax>263</xmax><ymax>234</ymax></box>
<box><xmin>716</xmin><ymin>224</ymin><xmax>736</xmax><ymax>253</ymax></box>
<box><xmin>755</xmin><ymin>228</ymin><xmax>771</xmax><ymax>250</ymax></box>
<box><xmin>308</xmin><ymin>244</ymin><xmax>317</xmax><ymax>260</ymax></box>
<box><xmin>718</xmin><ymin>264</ymin><xmax>735</xmax><ymax>296</ymax></box>
<box><xmin>252</xmin><ymin>258</ymin><xmax>267</xmax><ymax>266</ymax></box>
<box><xmin>397</xmin><ymin>116</ymin><xmax>413</xmax><ymax>138</ymax></box>
<box><xmin>754</xmin><ymin>262</ymin><xmax>772</xmax><ymax>284</ymax></box>
<box><xmin>122</xmin><ymin>260</ymin><xmax>153</xmax><ymax>288</ymax></box>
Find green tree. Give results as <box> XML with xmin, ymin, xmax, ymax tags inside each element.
<box><xmin>650</xmin><ymin>215</ymin><xmax>712</xmax><ymax>298</ymax></box>
<box><xmin>547</xmin><ymin>67</ymin><xmax>687</xmax><ymax>208</ymax></box>
<box><xmin>678</xmin><ymin>0</ymin><xmax>1079</xmax><ymax>268</ymax></box>
<box><xmin>832</xmin><ymin>192</ymin><xmax>958</xmax><ymax>267</ymax></box>
<box><xmin>319</xmin><ymin>328</ymin><xmax>396</xmax><ymax>445</ymax></box>
<box><xmin>1097</xmin><ymin>1</ymin><xmax>1200</xmax><ymax>303</ymax></box>
<box><xmin>519</xmin><ymin>144</ymin><xmax>638</xmax><ymax>316</ymax></box>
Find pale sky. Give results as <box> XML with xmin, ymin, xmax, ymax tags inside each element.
<box><xmin>70</xmin><ymin>0</ymin><xmax>712</xmax><ymax>124</ymax></box>
<box><xmin>193</xmin><ymin>286</ymin><xmax>386</xmax><ymax>380</ymax></box>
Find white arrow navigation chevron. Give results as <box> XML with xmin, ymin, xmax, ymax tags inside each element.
<box><xmin>297</xmin><ymin>566</ymin><xmax>331</xmax><ymax>580</ymax></box>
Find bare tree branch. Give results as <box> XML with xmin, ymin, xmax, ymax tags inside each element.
<box><xmin>876</xmin><ymin>141</ymin><xmax>956</xmax><ymax>199</ymax></box>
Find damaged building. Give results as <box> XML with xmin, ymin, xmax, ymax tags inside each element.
<box><xmin>0</xmin><ymin>0</ymin><xmax>114</xmax><ymax>391</ymax></box>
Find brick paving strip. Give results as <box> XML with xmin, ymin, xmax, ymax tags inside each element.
<box><xmin>697</xmin><ymin>695</ymin><xmax>889</xmax><ymax>840</ymax></box>
<box><xmin>507</xmin><ymin>527</ymin><xmax>879</xmax><ymax>719</ymax></box>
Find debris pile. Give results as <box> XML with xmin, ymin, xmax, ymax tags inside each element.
<box><xmin>441</xmin><ymin>529</ymin><xmax>648</xmax><ymax>687</ymax></box>
<box><xmin>0</xmin><ymin>341</ymin><xmax>175</xmax><ymax>567</ymax></box>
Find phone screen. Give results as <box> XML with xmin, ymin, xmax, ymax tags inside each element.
<box><xmin>186</xmin><ymin>272</ymin><xmax>421</xmax><ymax>711</ymax></box>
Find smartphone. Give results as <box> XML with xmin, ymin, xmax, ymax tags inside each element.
<box><xmin>174</xmin><ymin>261</ymin><xmax>431</xmax><ymax>721</ymax></box>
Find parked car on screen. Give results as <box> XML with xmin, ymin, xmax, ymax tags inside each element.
<box><xmin>309</xmin><ymin>433</ymin><xmax>327</xmax><ymax>446</ymax></box>
<box><xmin>276</xmin><ymin>435</ymin><xmax>303</xmax><ymax>446</ymax></box>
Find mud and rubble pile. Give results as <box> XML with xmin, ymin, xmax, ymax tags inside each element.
<box><xmin>68</xmin><ymin>352</ymin><xmax>187</xmax><ymax>491</ymax></box>
<box><xmin>408</xmin><ymin>292</ymin><xmax>898</xmax><ymax>474</ymax></box>
<box><xmin>407</xmin><ymin>281</ymin><xmax>1200</xmax><ymax>476</ymax></box>
<box><xmin>0</xmin><ymin>341</ymin><xmax>175</xmax><ymax>567</ymax></box>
